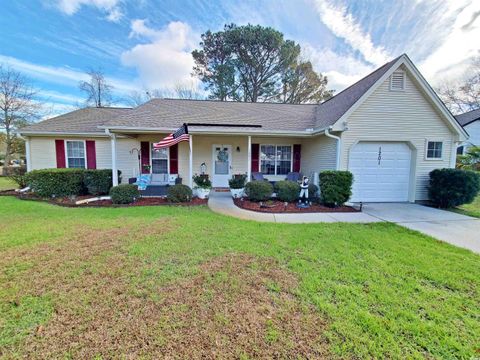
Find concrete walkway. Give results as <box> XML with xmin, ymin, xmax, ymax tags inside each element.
<box><xmin>208</xmin><ymin>191</ymin><xmax>480</xmax><ymax>254</ymax></box>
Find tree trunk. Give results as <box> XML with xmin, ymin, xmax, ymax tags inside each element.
<box><xmin>4</xmin><ymin>128</ymin><xmax>12</xmax><ymax>166</ymax></box>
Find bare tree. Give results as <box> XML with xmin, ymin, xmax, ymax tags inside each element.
<box><xmin>173</xmin><ymin>82</ymin><xmax>203</xmax><ymax>100</ymax></box>
<box><xmin>437</xmin><ymin>57</ymin><xmax>480</xmax><ymax>114</ymax></box>
<box><xmin>79</xmin><ymin>68</ymin><xmax>113</xmax><ymax>107</ymax></box>
<box><xmin>126</xmin><ymin>82</ymin><xmax>203</xmax><ymax>106</ymax></box>
<box><xmin>0</xmin><ymin>65</ymin><xmax>41</xmax><ymax>165</ymax></box>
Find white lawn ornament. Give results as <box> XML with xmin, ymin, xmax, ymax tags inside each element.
<box><xmin>298</xmin><ymin>176</ymin><xmax>310</xmax><ymax>208</ymax></box>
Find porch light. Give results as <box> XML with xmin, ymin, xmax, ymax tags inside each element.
<box><xmin>236</xmin><ymin>146</ymin><xmax>241</xmax><ymax>152</ymax></box>
<box><xmin>200</xmin><ymin>162</ymin><xmax>207</xmax><ymax>174</ymax></box>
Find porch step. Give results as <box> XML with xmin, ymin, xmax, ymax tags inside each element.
<box><xmin>213</xmin><ymin>187</ymin><xmax>230</xmax><ymax>192</ymax></box>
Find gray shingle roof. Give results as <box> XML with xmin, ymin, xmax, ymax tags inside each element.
<box><xmin>19</xmin><ymin>56</ymin><xmax>405</xmax><ymax>135</ymax></box>
<box><xmin>103</xmin><ymin>99</ymin><xmax>318</xmax><ymax>132</ymax></box>
<box><xmin>455</xmin><ymin>109</ymin><xmax>480</xmax><ymax>127</ymax></box>
<box><xmin>314</xmin><ymin>55</ymin><xmax>402</xmax><ymax>129</ymax></box>
<box><xmin>20</xmin><ymin>107</ymin><xmax>131</xmax><ymax>134</ymax></box>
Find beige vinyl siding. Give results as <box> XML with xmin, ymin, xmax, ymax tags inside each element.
<box><xmin>30</xmin><ymin>137</ymin><xmax>57</xmax><ymax>169</ymax></box>
<box><xmin>301</xmin><ymin>135</ymin><xmax>337</xmax><ymax>178</ymax></box>
<box><xmin>340</xmin><ymin>67</ymin><xmax>456</xmax><ymax>201</ymax></box>
<box><xmin>92</xmin><ymin>139</ymin><xmax>111</xmax><ymax>170</ymax></box>
<box><xmin>115</xmin><ymin>138</ymin><xmax>140</xmax><ymax>183</ymax></box>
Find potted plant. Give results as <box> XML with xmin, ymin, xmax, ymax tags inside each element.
<box><xmin>192</xmin><ymin>174</ymin><xmax>212</xmax><ymax>199</ymax></box>
<box><xmin>228</xmin><ymin>174</ymin><xmax>247</xmax><ymax>198</ymax></box>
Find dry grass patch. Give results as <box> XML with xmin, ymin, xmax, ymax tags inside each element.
<box><xmin>154</xmin><ymin>254</ymin><xmax>329</xmax><ymax>359</ymax></box>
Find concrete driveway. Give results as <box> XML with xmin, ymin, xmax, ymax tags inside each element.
<box><xmin>362</xmin><ymin>203</ymin><xmax>480</xmax><ymax>254</ymax></box>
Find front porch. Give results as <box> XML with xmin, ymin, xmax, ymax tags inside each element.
<box><xmin>109</xmin><ymin>132</ymin><xmax>333</xmax><ymax>190</ymax></box>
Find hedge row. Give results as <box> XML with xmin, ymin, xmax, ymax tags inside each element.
<box><xmin>25</xmin><ymin>168</ymin><xmax>121</xmax><ymax>197</ymax></box>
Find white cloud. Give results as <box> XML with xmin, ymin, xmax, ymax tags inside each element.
<box><xmin>0</xmin><ymin>54</ymin><xmax>138</xmax><ymax>94</ymax></box>
<box><xmin>417</xmin><ymin>0</ymin><xmax>480</xmax><ymax>85</ymax></box>
<box><xmin>312</xmin><ymin>0</ymin><xmax>390</xmax><ymax>66</ymax></box>
<box><xmin>53</xmin><ymin>0</ymin><xmax>122</xmax><ymax>22</ymax></box>
<box><xmin>302</xmin><ymin>44</ymin><xmax>375</xmax><ymax>91</ymax></box>
<box><xmin>121</xmin><ymin>21</ymin><xmax>199</xmax><ymax>89</ymax></box>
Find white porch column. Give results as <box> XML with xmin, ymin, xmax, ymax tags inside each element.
<box><xmin>189</xmin><ymin>134</ymin><xmax>193</xmax><ymax>188</ymax></box>
<box><xmin>111</xmin><ymin>133</ymin><xmax>118</xmax><ymax>186</ymax></box>
<box><xmin>247</xmin><ymin>135</ymin><xmax>252</xmax><ymax>182</ymax></box>
<box><xmin>25</xmin><ymin>137</ymin><xmax>32</xmax><ymax>172</ymax></box>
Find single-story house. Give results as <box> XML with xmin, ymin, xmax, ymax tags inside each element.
<box><xmin>455</xmin><ymin>108</ymin><xmax>479</xmax><ymax>154</ymax></box>
<box><xmin>20</xmin><ymin>54</ymin><xmax>468</xmax><ymax>202</ymax></box>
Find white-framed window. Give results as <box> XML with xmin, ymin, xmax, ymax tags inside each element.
<box><xmin>260</xmin><ymin>145</ymin><xmax>292</xmax><ymax>175</ymax></box>
<box><xmin>150</xmin><ymin>143</ymin><xmax>169</xmax><ymax>174</ymax></box>
<box><xmin>426</xmin><ymin>140</ymin><xmax>443</xmax><ymax>159</ymax></box>
<box><xmin>66</xmin><ymin>140</ymin><xmax>86</xmax><ymax>168</ymax></box>
<box><xmin>390</xmin><ymin>70</ymin><xmax>405</xmax><ymax>91</ymax></box>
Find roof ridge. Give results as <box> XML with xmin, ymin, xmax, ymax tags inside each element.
<box><xmin>147</xmin><ymin>97</ymin><xmax>318</xmax><ymax>106</ymax></box>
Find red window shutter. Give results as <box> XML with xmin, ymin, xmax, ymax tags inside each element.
<box><xmin>251</xmin><ymin>144</ymin><xmax>259</xmax><ymax>172</ymax></box>
<box><xmin>55</xmin><ymin>140</ymin><xmax>66</xmax><ymax>168</ymax></box>
<box><xmin>293</xmin><ymin>144</ymin><xmax>301</xmax><ymax>172</ymax></box>
<box><xmin>86</xmin><ymin>140</ymin><xmax>97</xmax><ymax>169</ymax></box>
<box><xmin>140</xmin><ymin>141</ymin><xmax>150</xmax><ymax>174</ymax></box>
<box><xmin>169</xmin><ymin>144</ymin><xmax>178</xmax><ymax>174</ymax></box>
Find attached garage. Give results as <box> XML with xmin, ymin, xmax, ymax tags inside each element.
<box><xmin>349</xmin><ymin>142</ymin><xmax>412</xmax><ymax>202</ymax></box>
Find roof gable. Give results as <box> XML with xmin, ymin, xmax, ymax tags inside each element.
<box><xmin>326</xmin><ymin>54</ymin><xmax>468</xmax><ymax>141</ymax></box>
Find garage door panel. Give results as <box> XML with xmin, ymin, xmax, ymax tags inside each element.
<box><xmin>349</xmin><ymin>142</ymin><xmax>411</xmax><ymax>202</ymax></box>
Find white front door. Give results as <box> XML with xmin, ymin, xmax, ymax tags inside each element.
<box><xmin>349</xmin><ymin>142</ymin><xmax>412</xmax><ymax>202</ymax></box>
<box><xmin>212</xmin><ymin>145</ymin><xmax>232</xmax><ymax>187</ymax></box>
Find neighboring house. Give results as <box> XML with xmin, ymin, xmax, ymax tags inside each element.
<box><xmin>20</xmin><ymin>54</ymin><xmax>468</xmax><ymax>203</ymax></box>
<box><xmin>455</xmin><ymin>109</ymin><xmax>480</xmax><ymax>154</ymax></box>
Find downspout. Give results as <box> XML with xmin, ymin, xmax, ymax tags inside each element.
<box><xmin>324</xmin><ymin>127</ymin><xmax>341</xmax><ymax>170</ymax></box>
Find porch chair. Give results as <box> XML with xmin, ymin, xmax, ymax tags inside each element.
<box><xmin>251</xmin><ymin>172</ymin><xmax>268</xmax><ymax>181</ymax></box>
<box><xmin>285</xmin><ymin>172</ymin><xmax>302</xmax><ymax>182</ymax></box>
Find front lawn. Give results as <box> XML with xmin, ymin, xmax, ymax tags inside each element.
<box><xmin>0</xmin><ymin>197</ymin><xmax>479</xmax><ymax>358</ymax></box>
<box><xmin>0</xmin><ymin>177</ymin><xmax>16</xmax><ymax>191</ymax></box>
<box><xmin>453</xmin><ymin>194</ymin><xmax>480</xmax><ymax>218</ymax></box>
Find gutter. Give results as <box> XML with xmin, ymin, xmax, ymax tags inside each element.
<box><xmin>324</xmin><ymin>127</ymin><xmax>342</xmax><ymax>170</ymax></box>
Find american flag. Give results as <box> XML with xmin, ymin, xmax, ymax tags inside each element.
<box><xmin>153</xmin><ymin>124</ymin><xmax>189</xmax><ymax>149</ymax></box>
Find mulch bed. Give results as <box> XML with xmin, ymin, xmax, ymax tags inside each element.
<box><xmin>234</xmin><ymin>198</ymin><xmax>359</xmax><ymax>213</ymax></box>
<box><xmin>1</xmin><ymin>191</ymin><xmax>207</xmax><ymax>207</ymax></box>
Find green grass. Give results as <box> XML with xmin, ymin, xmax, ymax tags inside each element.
<box><xmin>453</xmin><ymin>195</ymin><xmax>480</xmax><ymax>218</ymax></box>
<box><xmin>0</xmin><ymin>177</ymin><xmax>16</xmax><ymax>191</ymax></box>
<box><xmin>0</xmin><ymin>196</ymin><xmax>479</xmax><ymax>358</ymax></box>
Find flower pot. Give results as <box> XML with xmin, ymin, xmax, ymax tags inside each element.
<box><xmin>196</xmin><ymin>187</ymin><xmax>211</xmax><ymax>199</ymax></box>
<box><xmin>230</xmin><ymin>188</ymin><xmax>244</xmax><ymax>199</ymax></box>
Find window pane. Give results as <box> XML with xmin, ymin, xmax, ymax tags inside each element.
<box><xmin>152</xmin><ymin>159</ymin><xmax>168</xmax><ymax>173</ymax></box>
<box><xmin>151</xmin><ymin>145</ymin><xmax>168</xmax><ymax>159</ymax></box>
<box><xmin>427</xmin><ymin>141</ymin><xmax>442</xmax><ymax>158</ymax></box>
<box><xmin>260</xmin><ymin>145</ymin><xmax>275</xmax><ymax>175</ymax></box>
<box><xmin>68</xmin><ymin>157</ymin><xmax>85</xmax><ymax>168</ymax></box>
<box><xmin>66</xmin><ymin>141</ymin><xmax>85</xmax><ymax>168</ymax></box>
<box><xmin>276</xmin><ymin>146</ymin><xmax>291</xmax><ymax>175</ymax></box>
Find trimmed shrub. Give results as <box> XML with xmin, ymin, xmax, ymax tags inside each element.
<box><xmin>7</xmin><ymin>167</ymin><xmax>28</xmax><ymax>188</ymax></box>
<box><xmin>167</xmin><ymin>184</ymin><xmax>193</xmax><ymax>203</ymax></box>
<box><xmin>192</xmin><ymin>174</ymin><xmax>212</xmax><ymax>189</ymax></box>
<box><xmin>428</xmin><ymin>168</ymin><xmax>480</xmax><ymax>208</ymax></box>
<box><xmin>83</xmin><ymin>169</ymin><xmax>121</xmax><ymax>196</ymax></box>
<box><xmin>110</xmin><ymin>184</ymin><xmax>139</xmax><ymax>204</ymax></box>
<box><xmin>308</xmin><ymin>183</ymin><xmax>319</xmax><ymax>200</ymax></box>
<box><xmin>229</xmin><ymin>174</ymin><xmax>247</xmax><ymax>189</ymax></box>
<box><xmin>245</xmin><ymin>181</ymin><xmax>273</xmax><ymax>201</ymax></box>
<box><xmin>274</xmin><ymin>180</ymin><xmax>300</xmax><ymax>202</ymax></box>
<box><xmin>25</xmin><ymin>168</ymin><xmax>86</xmax><ymax>197</ymax></box>
<box><xmin>319</xmin><ymin>170</ymin><xmax>353</xmax><ymax>207</ymax></box>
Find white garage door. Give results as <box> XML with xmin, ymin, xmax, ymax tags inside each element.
<box><xmin>349</xmin><ymin>142</ymin><xmax>412</xmax><ymax>202</ymax></box>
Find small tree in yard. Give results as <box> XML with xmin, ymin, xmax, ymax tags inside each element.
<box><xmin>457</xmin><ymin>146</ymin><xmax>480</xmax><ymax>171</ymax></box>
<box><xmin>0</xmin><ymin>65</ymin><xmax>41</xmax><ymax>166</ymax></box>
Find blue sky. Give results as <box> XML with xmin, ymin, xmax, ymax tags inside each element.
<box><xmin>1</xmin><ymin>0</ymin><xmax>479</xmax><ymax>116</ymax></box>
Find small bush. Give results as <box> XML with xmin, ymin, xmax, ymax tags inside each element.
<box><xmin>83</xmin><ymin>169</ymin><xmax>121</xmax><ymax>195</ymax></box>
<box><xmin>245</xmin><ymin>181</ymin><xmax>273</xmax><ymax>201</ymax></box>
<box><xmin>167</xmin><ymin>184</ymin><xmax>193</xmax><ymax>202</ymax></box>
<box><xmin>110</xmin><ymin>184</ymin><xmax>139</xmax><ymax>204</ymax></box>
<box><xmin>25</xmin><ymin>168</ymin><xmax>86</xmax><ymax>197</ymax></box>
<box><xmin>7</xmin><ymin>167</ymin><xmax>28</xmax><ymax>188</ymax></box>
<box><xmin>308</xmin><ymin>183</ymin><xmax>319</xmax><ymax>200</ymax></box>
<box><xmin>192</xmin><ymin>174</ymin><xmax>212</xmax><ymax>189</ymax></box>
<box><xmin>2</xmin><ymin>165</ymin><xmax>26</xmax><ymax>177</ymax></box>
<box><xmin>428</xmin><ymin>168</ymin><xmax>480</xmax><ymax>208</ymax></box>
<box><xmin>319</xmin><ymin>171</ymin><xmax>353</xmax><ymax>207</ymax></box>
<box><xmin>274</xmin><ymin>180</ymin><xmax>300</xmax><ymax>202</ymax></box>
<box><xmin>229</xmin><ymin>174</ymin><xmax>247</xmax><ymax>189</ymax></box>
